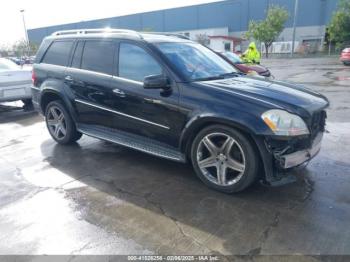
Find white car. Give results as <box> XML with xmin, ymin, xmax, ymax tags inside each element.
<box><xmin>0</xmin><ymin>58</ymin><xmax>32</xmax><ymax>105</ymax></box>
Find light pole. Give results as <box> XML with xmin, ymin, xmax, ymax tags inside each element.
<box><xmin>291</xmin><ymin>0</ymin><xmax>299</xmax><ymax>57</ymax></box>
<box><xmin>20</xmin><ymin>9</ymin><xmax>30</xmax><ymax>56</ymax></box>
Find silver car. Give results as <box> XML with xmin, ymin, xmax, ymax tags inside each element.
<box><xmin>0</xmin><ymin>58</ymin><xmax>32</xmax><ymax>105</ymax></box>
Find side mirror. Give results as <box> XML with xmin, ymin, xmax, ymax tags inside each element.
<box><xmin>144</xmin><ymin>75</ymin><xmax>170</xmax><ymax>90</ymax></box>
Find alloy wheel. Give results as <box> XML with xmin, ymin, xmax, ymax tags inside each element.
<box><xmin>196</xmin><ymin>132</ymin><xmax>246</xmax><ymax>186</ymax></box>
<box><xmin>47</xmin><ymin>106</ymin><xmax>67</xmax><ymax>140</ymax></box>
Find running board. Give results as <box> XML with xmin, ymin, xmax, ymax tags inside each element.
<box><xmin>77</xmin><ymin>124</ymin><xmax>186</xmax><ymax>162</ymax></box>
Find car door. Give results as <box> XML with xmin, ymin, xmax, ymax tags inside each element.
<box><xmin>109</xmin><ymin>41</ymin><xmax>182</xmax><ymax>147</ymax></box>
<box><xmin>65</xmin><ymin>39</ymin><xmax>118</xmax><ymax>128</ymax></box>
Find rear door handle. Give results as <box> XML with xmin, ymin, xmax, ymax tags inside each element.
<box><xmin>65</xmin><ymin>75</ymin><xmax>74</xmax><ymax>82</ymax></box>
<box><xmin>113</xmin><ymin>88</ymin><xmax>126</xmax><ymax>97</ymax></box>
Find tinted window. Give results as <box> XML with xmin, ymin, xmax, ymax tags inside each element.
<box><xmin>42</xmin><ymin>41</ymin><xmax>73</xmax><ymax>66</ymax></box>
<box><xmin>155</xmin><ymin>42</ymin><xmax>235</xmax><ymax>81</ymax></box>
<box><xmin>119</xmin><ymin>43</ymin><xmax>162</xmax><ymax>82</ymax></box>
<box><xmin>222</xmin><ymin>52</ymin><xmax>242</xmax><ymax>64</ymax></box>
<box><xmin>81</xmin><ymin>41</ymin><xmax>114</xmax><ymax>75</ymax></box>
<box><xmin>71</xmin><ymin>41</ymin><xmax>84</xmax><ymax>68</ymax></box>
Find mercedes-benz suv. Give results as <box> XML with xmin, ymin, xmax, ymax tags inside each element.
<box><xmin>32</xmin><ymin>29</ymin><xmax>329</xmax><ymax>193</ymax></box>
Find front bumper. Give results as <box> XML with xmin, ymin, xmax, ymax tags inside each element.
<box><xmin>280</xmin><ymin>132</ymin><xmax>323</xmax><ymax>169</ymax></box>
<box><xmin>259</xmin><ymin>70</ymin><xmax>271</xmax><ymax>77</ymax></box>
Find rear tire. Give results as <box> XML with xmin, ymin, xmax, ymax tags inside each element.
<box><xmin>45</xmin><ymin>100</ymin><xmax>82</xmax><ymax>145</ymax></box>
<box><xmin>191</xmin><ymin>125</ymin><xmax>259</xmax><ymax>193</ymax></box>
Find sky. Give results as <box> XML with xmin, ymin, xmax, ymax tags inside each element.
<box><xmin>0</xmin><ymin>0</ymin><xmax>222</xmax><ymax>46</ymax></box>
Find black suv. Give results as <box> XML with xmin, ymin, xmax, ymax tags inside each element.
<box><xmin>32</xmin><ymin>29</ymin><xmax>329</xmax><ymax>193</ymax></box>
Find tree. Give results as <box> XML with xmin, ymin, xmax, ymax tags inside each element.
<box><xmin>328</xmin><ymin>0</ymin><xmax>350</xmax><ymax>49</ymax></box>
<box><xmin>12</xmin><ymin>39</ymin><xmax>38</xmax><ymax>57</ymax></box>
<box><xmin>245</xmin><ymin>5</ymin><xmax>289</xmax><ymax>58</ymax></box>
<box><xmin>196</xmin><ymin>34</ymin><xmax>210</xmax><ymax>46</ymax></box>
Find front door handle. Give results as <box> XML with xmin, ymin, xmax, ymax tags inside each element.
<box><xmin>113</xmin><ymin>88</ymin><xmax>126</xmax><ymax>97</ymax></box>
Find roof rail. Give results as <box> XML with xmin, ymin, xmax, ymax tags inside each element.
<box><xmin>141</xmin><ymin>32</ymin><xmax>190</xmax><ymax>40</ymax></box>
<box><xmin>51</xmin><ymin>28</ymin><xmax>143</xmax><ymax>38</ymax></box>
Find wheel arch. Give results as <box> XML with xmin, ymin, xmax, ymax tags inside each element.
<box><xmin>180</xmin><ymin>116</ymin><xmax>269</xmax><ymax>181</ymax></box>
<box><xmin>40</xmin><ymin>89</ymin><xmax>63</xmax><ymax>113</ymax></box>
<box><xmin>40</xmin><ymin>88</ymin><xmax>78</xmax><ymax>122</ymax></box>
<box><xmin>180</xmin><ymin>116</ymin><xmax>258</xmax><ymax>156</ymax></box>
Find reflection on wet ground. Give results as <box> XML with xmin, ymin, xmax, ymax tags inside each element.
<box><xmin>265</xmin><ymin>57</ymin><xmax>350</xmax><ymax>123</ymax></box>
<box><xmin>0</xmin><ymin>57</ymin><xmax>349</xmax><ymax>256</ymax></box>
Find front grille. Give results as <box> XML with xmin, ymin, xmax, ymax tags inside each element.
<box><xmin>310</xmin><ymin>110</ymin><xmax>327</xmax><ymax>138</ymax></box>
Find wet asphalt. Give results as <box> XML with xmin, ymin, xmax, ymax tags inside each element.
<box><xmin>0</xmin><ymin>57</ymin><xmax>349</xmax><ymax>257</ymax></box>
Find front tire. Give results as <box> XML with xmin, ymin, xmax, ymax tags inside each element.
<box><xmin>191</xmin><ymin>125</ymin><xmax>259</xmax><ymax>193</ymax></box>
<box><xmin>45</xmin><ymin>100</ymin><xmax>82</xmax><ymax>144</ymax></box>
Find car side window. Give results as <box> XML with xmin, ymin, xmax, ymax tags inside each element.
<box><xmin>42</xmin><ymin>41</ymin><xmax>73</xmax><ymax>66</ymax></box>
<box><xmin>71</xmin><ymin>41</ymin><xmax>84</xmax><ymax>68</ymax></box>
<box><xmin>119</xmin><ymin>43</ymin><xmax>162</xmax><ymax>82</ymax></box>
<box><xmin>81</xmin><ymin>41</ymin><xmax>114</xmax><ymax>75</ymax></box>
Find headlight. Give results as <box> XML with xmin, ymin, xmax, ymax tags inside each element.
<box><xmin>261</xmin><ymin>109</ymin><xmax>309</xmax><ymax>136</ymax></box>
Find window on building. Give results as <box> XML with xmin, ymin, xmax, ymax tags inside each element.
<box><xmin>224</xmin><ymin>42</ymin><xmax>231</xmax><ymax>51</ymax></box>
<box><xmin>81</xmin><ymin>41</ymin><xmax>114</xmax><ymax>75</ymax></box>
<box><xmin>118</xmin><ymin>43</ymin><xmax>162</xmax><ymax>82</ymax></box>
<box><xmin>42</xmin><ymin>41</ymin><xmax>73</xmax><ymax>66</ymax></box>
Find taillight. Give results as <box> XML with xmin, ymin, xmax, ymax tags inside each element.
<box><xmin>32</xmin><ymin>70</ymin><xmax>37</xmax><ymax>86</ymax></box>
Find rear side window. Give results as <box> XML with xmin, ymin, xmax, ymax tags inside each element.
<box><xmin>71</xmin><ymin>41</ymin><xmax>84</xmax><ymax>68</ymax></box>
<box><xmin>119</xmin><ymin>43</ymin><xmax>162</xmax><ymax>82</ymax></box>
<box><xmin>42</xmin><ymin>41</ymin><xmax>73</xmax><ymax>66</ymax></box>
<box><xmin>81</xmin><ymin>41</ymin><xmax>114</xmax><ymax>75</ymax></box>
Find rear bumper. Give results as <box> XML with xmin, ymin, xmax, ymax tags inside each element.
<box><xmin>0</xmin><ymin>84</ymin><xmax>32</xmax><ymax>102</ymax></box>
<box><xmin>280</xmin><ymin>132</ymin><xmax>323</xmax><ymax>169</ymax></box>
<box><xmin>31</xmin><ymin>86</ymin><xmax>42</xmax><ymax>113</ymax></box>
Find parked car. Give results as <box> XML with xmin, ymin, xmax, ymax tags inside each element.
<box><xmin>8</xmin><ymin>57</ymin><xmax>22</xmax><ymax>65</ymax></box>
<box><xmin>32</xmin><ymin>29</ymin><xmax>329</xmax><ymax>193</ymax></box>
<box><xmin>217</xmin><ymin>51</ymin><xmax>272</xmax><ymax>78</ymax></box>
<box><xmin>0</xmin><ymin>58</ymin><xmax>32</xmax><ymax>105</ymax></box>
<box><xmin>340</xmin><ymin>48</ymin><xmax>350</xmax><ymax>65</ymax></box>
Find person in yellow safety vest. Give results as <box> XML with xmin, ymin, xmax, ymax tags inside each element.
<box><xmin>241</xmin><ymin>42</ymin><xmax>261</xmax><ymax>64</ymax></box>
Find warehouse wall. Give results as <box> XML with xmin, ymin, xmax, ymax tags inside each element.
<box><xmin>28</xmin><ymin>0</ymin><xmax>340</xmax><ymax>44</ymax></box>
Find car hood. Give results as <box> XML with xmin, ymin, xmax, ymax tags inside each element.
<box><xmin>198</xmin><ymin>76</ymin><xmax>329</xmax><ymax>116</ymax></box>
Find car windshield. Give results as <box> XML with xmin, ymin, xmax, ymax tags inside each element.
<box><xmin>0</xmin><ymin>58</ymin><xmax>19</xmax><ymax>71</ymax></box>
<box><xmin>222</xmin><ymin>52</ymin><xmax>243</xmax><ymax>64</ymax></box>
<box><xmin>155</xmin><ymin>42</ymin><xmax>237</xmax><ymax>81</ymax></box>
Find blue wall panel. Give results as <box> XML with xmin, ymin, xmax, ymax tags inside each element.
<box><xmin>141</xmin><ymin>11</ymin><xmax>164</xmax><ymax>31</ymax></box>
<box><xmin>198</xmin><ymin>1</ymin><xmax>243</xmax><ymax>31</ymax></box>
<box><xmin>248</xmin><ymin>0</ymin><xmax>268</xmax><ymax>22</ymax></box>
<box><xmin>28</xmin><ymin>0</ymin><xmax>340</xmax><ymax>44</ymax></box>
<box><xmin>118</xmin><ymin>15</ymin><xmax>142</xmax><ymax>30</ymax></box>
<box><xmin>164</xmin><ymin>6</ymin><xmax>198</xmax><ymax>31</ymax></box>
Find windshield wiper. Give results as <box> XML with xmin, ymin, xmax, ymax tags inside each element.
<box><xmin>218</xmin><ymin>72</ymin><xmax>242</xmax><ymax>78</ymax></box>
<box><xmin>193</xmin><ymin>75</ymin><xmax>225</xmax><ymax>81</ymax></box>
